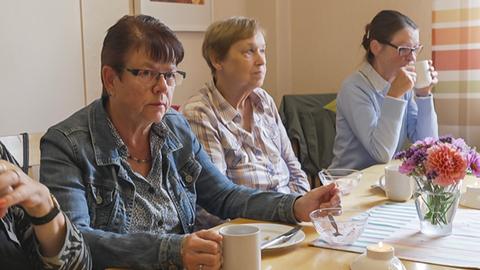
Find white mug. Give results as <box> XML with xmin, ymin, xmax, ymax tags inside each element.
<box><xmin>379</xmin><ymin>165</ymin><xmax>415</xmax><ymax>202</ymax></box>
<box><xmin>414</xmin><ymin>60</ymin><xmax>433</xmax><ymax>89</ymax></box>
<box><xmin>219</xmin><ymin>224</ymin><xmax>261</xmax><ymax>270</ymax></box>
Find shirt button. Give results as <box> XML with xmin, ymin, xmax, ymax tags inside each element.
<box><xmin>157</xmin><ymin>220</ymin><xmax>163</xmax><ymax>226</ymax></box>
<box><xmin>148</xmin><ymin>187</ymin><xmax>156</xmax><ymax>194</ymax></box>
<box><xmin>96</xmin><ymin>196</ymin><xmax>103</xmax><ymax>205</ymax></box>
<box><xmin>185</xmin><ymin>175</ymin><xmax>193</xmax><ymax>183</ymax></box>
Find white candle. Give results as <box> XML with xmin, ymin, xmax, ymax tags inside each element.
<box><xmin>366</xmin><ymin>242</ymin><xmax>394</xmax><ymax>260</ymax></box>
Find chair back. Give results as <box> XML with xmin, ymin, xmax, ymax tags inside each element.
<box><xmin>0</xmin><ymin>133</ymin><xmax>29</xmax><ymax>173</ymax></box>
<box><xmin>279</xmin><ymin>94</ymin><xmax>337</xmax><ymax>187</ymax></box>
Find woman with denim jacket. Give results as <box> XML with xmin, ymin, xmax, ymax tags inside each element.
<box><xmin>0</xmin><ymin>142</ymin><xmax>91</xmax><ymax>269</ymax></box>
<box><xmin>40</xmin><ymin>15</ymin><xmax>341</xmax><ymax>270</ymax></box>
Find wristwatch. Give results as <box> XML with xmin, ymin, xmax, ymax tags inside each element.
<box><xmin>26</xmin><ymin>194</ymin><xmax>61</xmax><ymax>226</ymax></box>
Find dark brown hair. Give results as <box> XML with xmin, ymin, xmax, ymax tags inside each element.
<box><xmin>362</xmin><ymin>10</ymin><xmax>417</xmax><ymax>63</ymax></box>
<box><xmin>100</xmin><ymin>15</ymin><xmax>184</xmax><ymax>97</ymax></box>
<box><xmin>202</xmin><ymin>16</ymin><xmax>264</xmax><ymax>76</ymax></box>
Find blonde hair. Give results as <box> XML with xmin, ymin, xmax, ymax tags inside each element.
<box><xmin>202</xmin><ymin>16</ymin><xmax>264</xmax><ymax>76</ymax></box>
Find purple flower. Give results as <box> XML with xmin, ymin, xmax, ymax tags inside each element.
<box><xmin>467</xmin><ymin>151</ymin><xmax>480</xmax><ymax>177</ymax></box>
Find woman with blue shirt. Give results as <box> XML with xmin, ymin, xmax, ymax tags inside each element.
<box><xmin>330</xmin><ymin>10</ymin><xmax>439</xmax><ymax>170</ymax></box>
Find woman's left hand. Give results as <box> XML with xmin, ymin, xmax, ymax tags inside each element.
<box><xmin>0</xmin><ymin>160</ymin><xmax>52</xmax><ymax>218</ymax></box>
<box><xmin>415</xmin><ymin>60</ymin><xmax>439</xmax><ymax>97</ymax></box>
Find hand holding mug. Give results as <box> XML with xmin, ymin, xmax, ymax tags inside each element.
<box><xmin>181</xmin><ymin>229</ymin><xmax>222</xmax><ymax>270</ymax></box>
<box><xmin>388</xmin><ymin>66</ymin><xmax>416</xmax><ymax>98</ymax></box>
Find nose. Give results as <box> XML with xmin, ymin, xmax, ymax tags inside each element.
<box><xmin>152</xmin><ymin>74</ymin><xmax>169</xmax><ymax>94</ymax></box>
<box><xmin>406</xmin><ymin>51</ymin><xmax>416</xmax><ymax>63</ymax></box>
<box><xmin>255</xmin><ymin>50</ymin><xmax>266</xmax><ymax>65</ymax></box>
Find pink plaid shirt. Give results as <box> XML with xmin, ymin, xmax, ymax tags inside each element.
<box><xmin>182</xmin><ymin>81</ymin><xmax>310</xmax><ymax>194</ymax></box>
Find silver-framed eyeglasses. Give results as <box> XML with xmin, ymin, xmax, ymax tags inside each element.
<box><xmin>125</xmin><ymin>68</ymin><xmax>186</xmax><ymax>87</ymax></box>
<box><xmin>380</xmin><ymin>41</ymin><xmax>423</xmax><ymax>57</ymax></box>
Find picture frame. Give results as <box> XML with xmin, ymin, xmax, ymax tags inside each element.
<box><xmin>134</xmin><ymin>0</ymin><xmax>213</xmax><ymax>32</ymax></box>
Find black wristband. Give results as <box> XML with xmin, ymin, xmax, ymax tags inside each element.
<box><xmin>26</xmin><ymin>194</ymin><xmax>61</xmax><ymax>226</ymax></box>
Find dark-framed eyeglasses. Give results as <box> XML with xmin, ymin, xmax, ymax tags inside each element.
<box><xmin>125</xmin><ymin>68</ymin><xmax>186</xmax><ymax>87</ymax></box>
<box><xmin>380</xmin><ymin>41</ymin><xmax>423</xmax><ymax>57</ymax></box>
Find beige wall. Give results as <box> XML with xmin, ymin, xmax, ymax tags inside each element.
<box><xmin>0</xmin><ymin>0</ymin><xmax>434</xmax><ymax>136</ymax></box>
<box><xmin>288</xmin><ymin>0</ymin><xmax>433</xmax><ymax>97</ymax></box>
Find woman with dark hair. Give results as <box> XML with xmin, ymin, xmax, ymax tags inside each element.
<box><xmin>40</xmin><ymin>15</ymin><xmax>340</xmax><ymax>270</ymax></box>
<box><xmin>0</xmin><ymin>142</ymin><xmax>91</xmax><ymax>270</ymax></box>
<box><xmin>330</xmin><ymin>10</ymin><xmax>439</xmax><ymax>170</ymax></box>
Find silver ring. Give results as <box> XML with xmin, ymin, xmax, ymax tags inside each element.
<box><xmin>198</xmin><ymin>264</ymin><xmax>204</xmax><ymax>270</ymax></box>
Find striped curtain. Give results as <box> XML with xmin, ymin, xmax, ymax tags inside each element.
<box><xmin>432</xmin><ymin>0</ymin><xmax>480</xmax><ymax>148</ymax></box>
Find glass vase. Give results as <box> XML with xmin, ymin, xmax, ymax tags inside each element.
<box><xmin>414</xmin><ymin>183</ymin><xmax>461</xmax><ymax>236</ymax></box>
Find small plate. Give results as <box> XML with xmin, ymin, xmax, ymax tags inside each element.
<box><xmin>246</xmin><ymin>223</ymin><xmax>305</xmax><ymax>250</ymax></box>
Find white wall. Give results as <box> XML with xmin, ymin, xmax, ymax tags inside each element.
<box><xmin>0</xmin><ymin>0</ymin><xmax>85</xmax><ymax>135</ymax></box>
<box><xmin>0</xmin><ymin>0</ymin><xmax>433</xmax><ymax>136</ymax></box>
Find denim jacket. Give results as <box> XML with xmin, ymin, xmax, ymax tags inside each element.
<box><xmin>40</xmin><ymin>99</ymin><xmax>299</xmax><ymax>270</ymax></box>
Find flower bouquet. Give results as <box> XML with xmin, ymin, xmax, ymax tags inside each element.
<box><xmin>395</xmin><ymin>136</ymin><xmax>480</xmax><ymax>236</ymax></box>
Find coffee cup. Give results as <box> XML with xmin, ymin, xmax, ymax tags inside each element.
<box><xmin>414</xmin><ymin>60</ymin><xmax>433</xmax><ymax>89</ymax></box>
<box><xmin>219</xmin><ymin>224</ymin><xmax>261</xmax><ymax>270</ymax></box>
<box><xmin>379</xmin><ymin>165</ymin><xmax>415</xmax><ymax>202</ymax></box>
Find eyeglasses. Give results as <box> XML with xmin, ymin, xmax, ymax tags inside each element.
<box><xmin>380</xmin><ymin>41</ymin><xmax>423</xmax><ymax>57</ymax></box>
<box><xmin>125</xmin><ymin>68</ymin><xmax>186</xmax><ymax>87</ymax></box>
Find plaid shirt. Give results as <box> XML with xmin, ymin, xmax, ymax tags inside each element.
<box><xmin>182</xmin><ymin>81</ymin><xmax>310</xmax><ymax>194</ymax></box>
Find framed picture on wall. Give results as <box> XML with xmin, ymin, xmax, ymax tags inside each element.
<box><xmin>134</xmin><ymin>0</ymin><xmax>213</xmax><ymax>32</ymax></box>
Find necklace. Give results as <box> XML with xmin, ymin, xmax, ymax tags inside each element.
<box><xmin>127</xmin><ymin>155</ymin><xmax>151</xmax><ymax>163</ymax></box>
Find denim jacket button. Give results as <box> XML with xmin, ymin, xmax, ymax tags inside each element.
<box><xmin>148</xmin><ymin>187</ymin><xmax>156</xmax><ymax>194</ymax></box>
<box><xmin>96</xmin><ymin>196</ymin><xmax>103</xmax><ymax>205</ymax></box>
<box><xmin>185</xmin><ymin>175</ymin><xmax>193</xmax><ymax>183</ymax></box>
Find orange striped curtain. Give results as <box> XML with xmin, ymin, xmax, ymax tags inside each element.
<box><xmin>432</xmin><ymin>0</ymin><xmax>480</xmax><ymax>148</ymax></box>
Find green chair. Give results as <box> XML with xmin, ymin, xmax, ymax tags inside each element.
<box><xmin>279</xmin><ymin>94</ymin><xmax>337</xmax><ymax>187</ymax></box>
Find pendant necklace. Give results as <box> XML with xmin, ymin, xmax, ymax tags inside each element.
<box><xmin>127</xmin><ymin>155</ymin><xmax>151</xmax><ymax>163</ymax></box>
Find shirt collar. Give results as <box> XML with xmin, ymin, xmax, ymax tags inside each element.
<box><xmin>205</xmin><ymin>80</ymin><xmax>266</xmax><ymax>125</ymax></box>
<box><xmin>359</xmin><ymin>62</ymin><xmax>390</xmax><ymax>94</ymax></box>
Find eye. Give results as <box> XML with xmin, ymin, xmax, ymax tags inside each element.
<box><xmin>163</xmin><ymin>72</ymin><xmax>175</xmax><ymax>80</ymax></box>
<box><xmin>138</xmin><ymin>70</ymin><xmax>155</xmax><ymax>79</ymax></box>
<box><xmin>398</xmin><ymin>47</ymin><xmax>410</xmax><ymax>56</ymax></box>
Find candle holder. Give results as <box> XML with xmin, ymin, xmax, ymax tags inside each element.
<box><xmin>350</xmin><ymin>242</ymin><xmax>405</xmax><ymax>270</ymax></box>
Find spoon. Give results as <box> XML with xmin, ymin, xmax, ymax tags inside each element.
<box><xmin>327</xmin><ymin>214</ymin><xmax>342</xmax><ymax>236</ymax></box>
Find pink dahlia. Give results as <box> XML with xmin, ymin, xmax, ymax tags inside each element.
<box><xmin>426</xmin><ymin>143</ymin><xmax>467</xmax><ymax>186</ymax></box>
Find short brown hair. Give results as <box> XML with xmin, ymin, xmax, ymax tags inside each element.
<box><xmin>100</xmin><ymin>15</ymin><xmax>184</xmax><ymax>97</ymax></box>
<box><xmin>362</xmin><ymin>10</ymin><xmax>417</xmax><ymax>63</ymax></box>
<box><xmin>202</xmin><ymin>16</ymin><xmax>264</xmax><ymax>76</ymax></box>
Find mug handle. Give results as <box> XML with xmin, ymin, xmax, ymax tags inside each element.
<box><xmin>378</xmin><ymin>175</ymin><xmax>386</xmax><ymax>191</ymax></box>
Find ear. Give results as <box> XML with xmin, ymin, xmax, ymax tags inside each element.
<box><xmin>102</xmin><ymin>66</ymin><xmax>118</xmax><ymax>96</ymax></box>
<box><xmin>369</xmin><ymin>39</ymin><xmax>383</xmax><ymax>56</ymax></box>
<box><xmin>209</xmin><ymin>52</ymin><xmax>223</xmax><ymax>71</ymax></box>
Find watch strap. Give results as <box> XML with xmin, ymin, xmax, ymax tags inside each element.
<box><xmin>26</xmin><ymin>194</ymin><xmax>61</xmax><ymax>226</ymax></box>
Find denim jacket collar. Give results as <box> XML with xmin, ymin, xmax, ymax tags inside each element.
<box><xmin>87</xmin><ymin>99</ymin><xmax>183</xmax><ymax>167</ymax></box>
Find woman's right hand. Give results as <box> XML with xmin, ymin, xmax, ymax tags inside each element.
<box><xmin>182</xmin><ymin>229</ymin><xmax>223</xmax><ymax>270</ymax></box>
<box><xmin>387</xmin><ymin>66</ymin><xmax>416</xmax><ymax>98</ymax></box>
<box><xmin>0</xmin><ymin>160</ymin><xmax>52</xmax><ymax>218</ymax></box>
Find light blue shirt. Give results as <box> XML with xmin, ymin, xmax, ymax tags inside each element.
<box><xmin>330</xmin><ymin>62</ymin><xmax>438</xmax><ymax>170</ymax></box>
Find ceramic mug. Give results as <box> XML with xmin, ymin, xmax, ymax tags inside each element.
<box><xmin>414</xmin><ymin>60</ymin><xmax>433</xmax><ymax>89</ymax></box>
<box><xmin>219</xmin><ymin>224</ymin><xmax>261</xmax><ymax>270</ymax></box>
<box><xmin>379</xmin><ymin>165</ymin><xmax>415</xmax><ymax>202</ymax></box>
